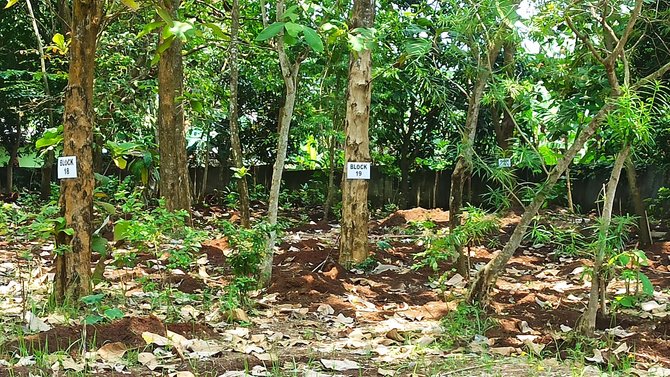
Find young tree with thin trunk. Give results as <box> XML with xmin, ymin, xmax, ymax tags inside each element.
<box><xmin>228</xmin><ymin>0</ymin><xmax>251</xmax><ymax>228</ymax></box>
<box><xmin>256</xmin><ymin>0</ymin><xmax>323</xmax><ymax>286</ymax></box>
<box><xmin>157</xmin><ymin>0</ymin><xmax>192</xmax><ymax>215</ymax></box>
<box><xmin>339</xmin><ymin>0</ymin><xmax>375</xmax><ymax>267</ymax></box>
<box><xmin>467</xmin><ymin>0</ymin><xmax>670</xmax><ymax>306</ymax></box>
<box><xmin>53</xmin><ymin>0</ymin><xmax>103</xmax><ymax>304</ymax></box>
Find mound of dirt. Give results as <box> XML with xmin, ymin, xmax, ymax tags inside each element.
<box><xmin>376</xmin><ymin>207</ymin><xmax>450</xmax><ymax>228</ymax></box>
<box><xmin>5</xmin><ymin>315</ymin><xmax>166</xmax><ymax>354</ymax></box>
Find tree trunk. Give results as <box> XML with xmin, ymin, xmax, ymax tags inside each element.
<box><xmin>467</xmin><ymin>104</ymin><xmax>614</xmax><ymax>305</ymax></box>
<box><xmin>258</xmin><ymin>0</ymin><xmax>302</xmax><ymax>287</ymax></box>
<box><xmin>625</xmin><ymin>157</ymin><xmax>651</xmax><ymax>246</ymax></box>
<box><xmin>323</xmin><ymin>128</ymin><xmax>338</xmax><ymax>222</ymax></box>
<box><xmin>451</xmin><ymin>71</ymin><xmax>490</xmax><ymax>279</ymax></box>
<box><xmin>338</xmin><ymin>0</ymin><xmax>375</xmax><ymax>268</ymax></box>
<box><xmin>577</xmin><ymin>144</ymin><xmax>630</xmax><ymax>336</ymax></box>
<box><xmin>53</xmin><ymin>0</ymin><xmax>102</xmax><ymax>304</ymax></box>
<box><xmin>158</xmin><ymin>0</ymin><xmax>192</xmax><ymax>215</ymax></box>
<box><xmin>399</xmin><ymin>156</ymin><xmax>410</xmax><ymax>208</ymax></box>
<box><xmin>228</xmin><ymin>0</ymin><xmax>250</xmax><ymax>228</ymax></box>
<box><xmin>6</xmin><ymin>140</ymin><xmax>18</xmax><ymax>194</ymax></box>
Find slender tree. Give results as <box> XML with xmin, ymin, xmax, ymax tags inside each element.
<box><xmin>157</xmin><ymin>0</ymin><xmax>192</xmax><ymax>215</ymax></box>
<box><xmin>228</xmin><ymin>0</ymin><xmax>251</xmax><ymax>228</ymax></box>
<box><xmin>339</xmin><ymin>0</ymin><xmax>375</xmax><ymax>267</ymax></box>
<box><xmin>53</xmin><ymin>0</ymin><xmax>103</xmax><ymax>303</ymax></box>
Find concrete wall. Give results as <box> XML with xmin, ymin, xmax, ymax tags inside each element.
<box><xmin>5</xmin><ymin>164</ymin><xmax>670</xmax><ymax>213</ymax></box>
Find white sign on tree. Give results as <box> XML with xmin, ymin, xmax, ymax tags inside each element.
<box><xmin>57</xmin><ymin>156</ymin><xmax>78</xmax><ymax>179</ymax></box>
<box><xmin>346</xmin><ymin>162</ymin><xmax>371</xmax><ymax>180</ymax></box>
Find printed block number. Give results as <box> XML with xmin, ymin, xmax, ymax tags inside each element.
<box><xmin>57</xmin><ymin>156</ymin><xmax>78</xmax><ymax>179</ymax></box>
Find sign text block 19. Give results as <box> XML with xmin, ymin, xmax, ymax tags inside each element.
<box><xmin>57</xmin><ymin>156</ymin><xmax>78</xmax><ymax>179</ymax></box>
<box><xmin>346</xmin><ymin>162</ymin><xmax>371</xmax><ymax>180</ymax></box>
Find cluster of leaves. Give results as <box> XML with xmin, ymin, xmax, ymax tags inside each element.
<box><xmin>440</xmin><ymin>302</ymin><xmax>497</xmax><ymax>348</ymax></box>
<box><xmin>413</xmin><ymin>207</ymin><xmax>499</xmax><ymax>273</ymax></box>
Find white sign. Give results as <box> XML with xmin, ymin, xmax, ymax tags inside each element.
<box><xmin>498</xmin><ymin>158</ymin><xmax>512</xmax><ymax>168</ymax></box>
<box><xmin>346</xmin><ymin>162</ymin><xmax>371</xmax><ymax>180</ymax></box>
<box><xmin>57</xmin><ymin>156</ymin><xmax>78</xmax><ymax>179</ymax></box>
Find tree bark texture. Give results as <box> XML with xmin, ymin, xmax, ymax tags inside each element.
<box><xmin>53</xmin><ymin>0</ymin><xmax>102</xmax><ymax>304</ymax></box>
<box><xmin>228</xmin><ymin>0</ymin><xmax>251</xmax><ymax>228</ymax></box>
<box><xmin>577</xmin><ymin>144</ymin><xmax>630</xmax><ymax>336</ymax></box>
<box><xmin>158</xmin><ymin>0</ymin><xmax>192</xmax><ymax>215</ymax></box>
<box><xmin>258</xmin><ymin>0</ymin><xmax>301</xmax><ymax>287</ymax></box>
<box><xmin>338</xmin><ymin>0</ymin><xmax>375</xmax><ymax>268</ymax></box>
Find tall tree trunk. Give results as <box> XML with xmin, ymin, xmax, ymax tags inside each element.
<box><xmin>157</xmin><ymin>0</ymin><xmax>192</xmax><ymax>215</ymax></box>
<box><xmin>625</xmin><ymin>158</ymin><xmax>651</xmax><ymax>246</ymax></box>
<box><xmin>53</xmin><ymin>0</ymin><xmax>102</xmax><ymax>304</ymax></box>
<box><xmin>338</xmin><ymin>0</ymin><xmax>375</xmax><ymax>268</ymax></box>
<box><xmin>258</xmin><ymin>0</ymin><xmax>302</xmax><ymax>287</ymax></box>
<box><xmin>577</xmin><ymin>145</ymin><xmax>630</xmax><ymax>336</ymax></box>
<box><xmin>228</xmin><ymin>0</ymin><xmax>250</xmax><ymax>228</ymax></box>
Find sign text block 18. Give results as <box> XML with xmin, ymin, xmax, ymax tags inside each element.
<box><xmin>57</xmin><ymin>156</ymin><xmax>78</xmax><ymax>179</ymax></box>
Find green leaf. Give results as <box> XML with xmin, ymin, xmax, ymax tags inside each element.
<box><xmin>156</xmin><ymin>35</ymin><xmax>175</xmax><ymax>55</ymax></box>
<box><xmin>284</xmin><ymin>22</ymin><xmax>304</xmax><ymax>37</ymax></box>
<box><xmin>138</xmin><ymin>21</ymin><xmax>164</xmax><ymax>39</ymax></box>
<box><xmin>85</xmin><ymin>314</ymin><xmax>104</xmax><ymax>325</ymax></box>
<box><xmin>113</xmin><ymin>156</ymin><xmax>127</xmax><ymax>170</ymax></box>
<box><xmin>280</xmin><ymin>5</ymin><xmax>298</xmax><ymax>21</ymax></box>
<box><xmin>190</xmin><ymin>99</ymin><xmax>203</xmax><ymax>112</ymax></box>
<box><xmin>97</xmin><ymin>201</ymin><xmax>117</xmax><ymax>215</ymax></box>
<box><xmin>404</xmin><ymin>39</ymin><xmax>431</xmax><ymax>57</ymax></box>
<box><xmin>103</xmin><ymin>308</ymin><xmax>124</xmax><ymax>320</ymax></box>
<box><xmin>80</xmin><ymin>293</ymin><xmax>105</xmax><ymax>305</ymax></box>
<box><xmin>638</xmin><ymin>272</ymin><xmax>654</xmax><ymax>296</ymax></box>
<box><xmin>155</xmin><ymin>6</ymin><xmax>173</xmax><ymax>25</ymax></box>
<box><xmin>204</xmin><ymin>23</ymin><xmax>226</xmax><ymax>39</ymax></box>
<box><xmin>303</xmin><ymin>27</ymin><xmax>323</xmax><ymax>52</ymax></box>
<box><xmin>170</xmin><ymin>20</ymin><xmax>194</xmax><ymax>41</ymax></box>
<box><xmin>256</xmin><ymin>22</ymin><xmax>285</xmax><ymax>41</ymax></box>
<box><xmin>120</xmin><ymin>0</ymin><xmax>140</xmax><ymax>10</ymax></box>
<box><xmin>4</xmin><ymin>0</ymin><xmax>18</xmax><ymax>9</ymax></box>
<box><xmin>114</xmin><ymin>220</ymin><xmax>132</xmax><ymax>241</ymax></box>
<box><xmin>92</xmin><ymin>234</ymin><xmax>108</xmax><ymax>254</ymax></box>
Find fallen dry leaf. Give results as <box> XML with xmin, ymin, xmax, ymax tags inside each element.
<box><xmin>320</xmin><ymin>358</ymin><xmax>360</xmax><ymax>371</ymax></box>
<box><xmin>138</xmin><ymin>352</ymin><xmax>159</xmax><ymax>370</ymax></box>
<box><xmin>142</xmin><ymin>331</ymin><xmax>170</xmax><ymax>346</ymax></box>
<box><xmin>385</xmin><ymin>328</ymin><xmax>405</xmax><ymax>342</ymax></box>
<box><xmin>98</xmin><ymin>342</ymin><xmax>127</xmax><ymax>363</ymax></box>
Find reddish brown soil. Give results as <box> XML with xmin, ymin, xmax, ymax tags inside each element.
<box><xmin>375</xmin><ymin>207</ymin><xmax>450</xmax><ymax>229</ymax></box>
<box><xmin>5</xmin><ymin>316</ymin><xmax>166</xmax><ymax>354</ymax></box>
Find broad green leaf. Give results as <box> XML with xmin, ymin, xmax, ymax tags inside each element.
<box><xmin>284</xmin><ymin>22</ymin><xmax>303</xmax><ymax>37</ymax></box>
<box><xmin>85</xmin><ymin>314</ymin><xmax>104</xmax><ymax>325</ymax></box>
<box><xmin>97</xmin><ymin>201</ymin><xmax>117</xmax><ymax>215</ymax></box>
<box><xmin>104</xmin><ymin>308</ymin><xmax>124</xmax><ymax>320</ymax></box>
<box><xmin>120</xmin><ymin>0</ymin><xmax>139</xmax><ymax>10</ymax></box>
<box><xmin>283</xmin><ymin>32</ymin><xmax>298</xmax><ymax>46</ymax></box>
<box><xmin>52</xmin><ymin>33</ymin><xmax>65</xmax><ymax>46</ymax></box>
<box><xmin>348</xmin><ymin>34</ymin><xmax>366</xmax><ymax>52</ymax></box>
<box><xmin>256</xmin><ymin>22</ymin><xmax>285</xmax><ymax>41</ymax></box>
<box><xmin>138</xmin><ymin>21</ymin><xmax>164</xmax><ymax>39</ymax></box>
<box><xmin>81</xmin><ymin>293</ymin><xmax>105</xmax><ymax>305</ymax></box>
<box><xmin>91</xmin><ymin>235</ymin><xmax>108</xmax><ymax>254</ymax></box>
<box><xmin>114</xmin><ymin>220</ymin><xmax>132</xmax><ymax>241</ymax></box>
<box><xmin>170</xmin><ymin>20</ymin><xmax>194</xmax><ymax>41</ymax></box>
<box><xmin>190</xmin><ymin>99</ymin><xmax>203</xmax><ymax>112</ymax></box>
<box><xmin>4</xmin><ymin>0</ymin><xmax>18</xmax><ymax>9</ymax></box>
<box><xmin>303</xmin><ymin>27</ymin><xmax>323</xmax><ymax>52</ymax></box>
